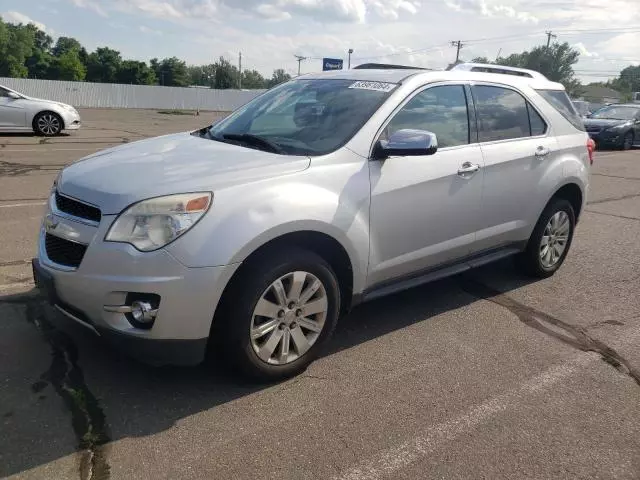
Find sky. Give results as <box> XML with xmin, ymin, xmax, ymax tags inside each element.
<box><xmin>2</xmin><ymin>0</ymin><xmax>639</xmax><ymax>84</ymax></box>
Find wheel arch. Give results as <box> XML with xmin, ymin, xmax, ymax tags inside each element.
<box><xmin>549</xmin><ymin>182</ymin><xmax>584</xmax><ymax>222</ymax></box>
<box><xmin>32</xmin><ymin>110</ymin><xmax>65</xmax><ymax>132</ymax></box>
<box><xmin>217</xmin><ymin>229</ymin><xmax>357</xmax><ymax>320</ymax></box>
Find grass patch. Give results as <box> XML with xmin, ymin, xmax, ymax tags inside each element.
<box><xmin>157</xmin><ymin>109</ymin><xmax>195</xmax><ymax>115</ymax></box>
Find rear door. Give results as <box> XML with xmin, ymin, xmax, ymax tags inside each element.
<box><xmin>470</xmin><ymin>83</ymin><xmax>558</xmax><ymax>252</ymax></box>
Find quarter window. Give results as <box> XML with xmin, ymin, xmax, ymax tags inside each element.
<box><xmin>474</xmin><ymin>85</ymin><xmax>547</xmax><ymax>142</ymax></box>
<box><xmin>384</xmin><ymin>85</ymin><xmax>470</xmax><ymax>148</ymax></box>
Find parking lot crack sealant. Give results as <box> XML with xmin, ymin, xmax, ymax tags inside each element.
<box><xmin>21</xmin><ymin>298</ymin><xmax>112</xmax><ymax>480</ymax></box>
<box><xmin>459</xmin><ymin>276</ymin><xmax>640</xmax><ymax>388</ymax></box>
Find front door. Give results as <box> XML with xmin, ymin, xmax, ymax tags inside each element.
<box><xmin>367</xmin><ymin>83</ymin><xmax>484</xmax><ymax>288</ymax></box>
<box><xmin>0</xmin><ymin>88</ymin><xmax>26</xmax><ymax>128</ymax></box>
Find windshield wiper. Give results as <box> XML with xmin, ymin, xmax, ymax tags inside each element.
<box><xmin>222</xmin><ymin>133</ymin><xmax>285</xmax><ymax>154</ymax></box>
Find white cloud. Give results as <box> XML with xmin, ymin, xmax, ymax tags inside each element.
<box><xmin>444</xmin><ymin>0</ymin><xmax>538</xmax><ymax>23</ymax></box>
<box><xmin>573</xmin><ymin>42</ymin><xmax>597</xmax><ymax>58</ymax></box>
<box><xmin>68</xmin><ymin>0</ymin><xmax>423</xmax><ymax>23</ymax></box>
<box><xmin>139</xmin><ymin>25</ymin><xmax>163</xmax><ymax>34</ymax></box>
<box><xmin>2</xmin><ymin>10</ymin><xmax>51</xmax><ymax>32</ymax></box>
<box><xmin>69</xmin><ymin>0</ymin><xmax>108</xmax><ymax>17</ymax></box>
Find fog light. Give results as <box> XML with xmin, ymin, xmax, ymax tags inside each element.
<box><xmin>131</xmin><ymin>301</ymin><xmax>155</xmax><ymax>323</ymax></box>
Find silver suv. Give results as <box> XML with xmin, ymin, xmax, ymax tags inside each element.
<box><xmin>33</xmin><ymin>63</ymin><xmax>591</xmax><ymax>380</ymax></box>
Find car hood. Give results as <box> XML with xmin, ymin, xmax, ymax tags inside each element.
<box><xmin>57</xmin><ymin>132</ymin><xmax>311</xmax><ymax>214</ymax></box>
<box><xmin>21</xmin><ymin>95</ymin><xmax>74</xmax><ymax>110</ymax></box>
<box><xmin>584</xmin><ymin>118</ymin><xmax>631</xmax><ymax>128</ymax></box>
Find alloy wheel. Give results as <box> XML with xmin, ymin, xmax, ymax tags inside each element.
<box><xmin>37</xmin><ymin>114</ymin><xmax>61</xmax><ymax>135</ymax></box>
<box><xmin>250</xmin><ymin>271</ymin><xmax>328</xmax><ymax>365</ymax></box>
<box><xmin>539</xmin><ymin>211</ymin><xmax>570</xmax><ymax>268</ymax></box>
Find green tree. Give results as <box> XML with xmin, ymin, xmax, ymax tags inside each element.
<box><xmin>241</xmin><ymin>69</ymin><xmax>266</xmax><ymax>89</ymax></box>
<box><xmin>116</xmin><ymin>60</ymin><xmax>156</xmax><ymax>85</ymax></box>
<box><xmin>187</xmin><ymin>64</ymin><xmax>215</xmax><ymax>87</ymax></box>
<box><xmin>609</xmin><ymin>65</ymin><xmax>640</xmax><ymax>94</ymax></box>
<box><xmin>0</xmin><ymin>22</ymin><xmax>35</xmax><ymax>78</ymax></box>
<box><xmin>466</xmin><ymin>43</ymin><xmax>582</xmax><ymax>96</ymax></box>
<box><xmin>52</xmin><ymin>36</ymin><xmax>82</xmax><ymax>56</ymax></box>
<box><xmin>50</xmin><ymin>50</ymin><xmax>86</xmax><ymax>81</ymax></box>
<box><xmin>496</xmin><ymin>43</ymin><xmax>581</xmax><ymax>95</ymax></box>
<box><xmin>86</xmin><ymin>47</ymin><xmax>122</xmax><ymax>83</ymax></box>
<box><xmin>151</xmin><ymin>57</ymin><xmax>189</xmax><ymax>86</ymax></box>
<box><xmin>214</xmin><ymin>57</ymin><xmax>239</xmax><ymax>89</ymax></box>
<box><xmin>266</xmin><ymin>69</ymin><xmax>291</xmax><ymax>88</ymax></box>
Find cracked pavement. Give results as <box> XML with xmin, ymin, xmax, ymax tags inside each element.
<box><xmin>1</xmin><ymin>111</ymin><xmax>639</xmax><ymax>480</ymax></box>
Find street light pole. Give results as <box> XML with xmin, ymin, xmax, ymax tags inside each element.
<box><xmin>348</xmin><ymin>48</ymin><xmax>354</xmax><ymax>69</ymax></box>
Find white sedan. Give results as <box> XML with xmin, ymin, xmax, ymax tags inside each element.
<box><xmin>0</xmin><ymin>85</ymin><xmax>81</xmax><ymax>136</ymax></box>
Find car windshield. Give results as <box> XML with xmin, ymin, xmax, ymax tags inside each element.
<box><xmin>590</xmin><ymin>105</ymin><xmax>640</xmax><ymax>120</ymax></box>
<box><xmin>207</xmin><ymin>78</ymin><xmax>397</xmax><ymax>156</ymax></box>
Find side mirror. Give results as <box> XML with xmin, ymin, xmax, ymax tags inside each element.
<box><xmin>373</xmin><ymin>129</ymin><xmax>438</xmax><ymax>160</ymax></box>
<box><xmin>7</xmin><ymin>92</ymin><xmax>21</xmax><ymax>100</ymax></box>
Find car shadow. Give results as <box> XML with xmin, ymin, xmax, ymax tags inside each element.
<box><xmin>0</xmin><ymin>258</ymin><xmax>538</xmax><ymax>477</ymax></box>
<box><xmin>0</xmin><ymin>132</ymin><xmax>71</xmax><ymax>138</ymax></box>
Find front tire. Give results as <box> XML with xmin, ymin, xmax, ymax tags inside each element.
<box><xmin>34</xmin><ymin>112</ymin><xmax>63</xmax><ymax>136</ymax></box>
<box><xmin>621</xmin><ymin>131</ymin><xmax>634</xmax><ymax>151</ymax></box>
<box><xmin>517</xmin><ymin>198</ymin><xmax>575</xmax><ymax>278</ymax></box>
<box><xmin>214</xmin><ymin>248</ymin><xmax>340</xmax><ymax>381</ymax></box>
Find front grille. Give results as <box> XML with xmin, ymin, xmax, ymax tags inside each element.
<box><xmin>45</xmin><ymin>233</ymin><xmax>88</xmax><ymax>268</ymax></box>
<box><xmin>55</xmin><ymin>191</ymin><xmax>101</xmax><ymax>223</ymax></box>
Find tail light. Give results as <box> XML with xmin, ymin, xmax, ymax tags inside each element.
<box><xmin>587</xmin><ymin>138</ymin><xmax>595</xmax><ymax>165</ymax></box>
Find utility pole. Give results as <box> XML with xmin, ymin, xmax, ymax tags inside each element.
<box><xmin>238</xmin><ymin>52</ymin><xmax>242</xmax><ymax>89</ymax></box>
<box><xmin>450</xmin><ymin>40</ymin><xmax>464</xmax><ymax>64</ymax></box>
<box><xmin>545</xmin><ymin>31</ymin><xmax>556</xmax><ymax>48</ymax></box>
<box><xmin>294</xmin><ymin>55</ymin><xmax>306</xmax><ymax>76</ymax></box>
<box><xmin>348</xmin><ymin>48</ymin><xmax>354</xmax><ymax>69</ymax></box>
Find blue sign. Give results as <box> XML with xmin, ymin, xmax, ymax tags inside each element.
<box><xmin>322</xmin><ymin>58</ymin><xmax>344</xmax><ymax>71</ymax></box>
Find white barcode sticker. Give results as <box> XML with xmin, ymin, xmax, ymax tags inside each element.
<box><xmin>348</xmin><ymin>81</ymin><xmax>396</xmax><ymax>92</ymax></box>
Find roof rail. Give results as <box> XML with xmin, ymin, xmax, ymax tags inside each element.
<box><xmin>448</xmin><ymin>62</ymin><xmax>547</xmax><ymax>80</ymax></box>
<box><xmin>353</xmin><ymin>63</ymin><xmax>432</xmax><ymax>70</ymax></box>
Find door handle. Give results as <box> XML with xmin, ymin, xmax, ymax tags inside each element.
<box><xmin>535</xmin><ymin>146</ymin><xmax>551</xmax><ymax>158</ymax></box>
<box><xmin>457</xmin><ymin>162</ymin><xmax>480</xmax><ymax>176</ymax></box>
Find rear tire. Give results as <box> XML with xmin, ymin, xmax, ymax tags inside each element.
<box><xmin>516</xmin><ymin>198</ymin><xmax>575</xmax><ymax>278</ymax></box>
<box><xmin>212</xmin><ymin>248</ymin><xmax>340</xmax><ymax>381</ymax></box>
<box><xmin>33</xmin><ymin>112</ymin><xmax>63</xmax><ymax>136</ymax></box>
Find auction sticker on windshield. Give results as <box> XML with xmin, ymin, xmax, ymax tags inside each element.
<box><xmin>348</xmin><ymin>81</ymin><xmax>396</xmax><ymax>92</ymax></box>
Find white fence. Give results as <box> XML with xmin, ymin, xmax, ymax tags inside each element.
<box><xmin>0</xmin><ymin>77</ymin><xmax>265</xmax><ymax>111</ymax></box>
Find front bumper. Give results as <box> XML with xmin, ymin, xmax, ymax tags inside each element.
<box><xmin>34</xmin><ymin>211</ymin><xmax>239</xmax><ymax>365</ymax></box>
<box><xmin>60</xmin><ymin>110</ymin><xmax>82</xmax><ymax>131</ymax></box>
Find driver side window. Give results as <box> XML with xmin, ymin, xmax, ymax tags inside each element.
<box><xmin>383</xmin><ymin>85</ymin><xmax>470</xmax><ymax>148</ymax></box>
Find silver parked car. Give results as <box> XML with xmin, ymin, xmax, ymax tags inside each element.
<box><xmin>32</xmin><ymin>63</ymin><xmax>591</xmax><ymax>380</ymax></box>
<box><xmin>0</xmin><ymin>84</ymin><xmax>81</xmax><ymax>136</ymax></box>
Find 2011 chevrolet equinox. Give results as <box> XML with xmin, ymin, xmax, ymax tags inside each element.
<box><xmin>32</xmin><ymin>63</ymin><xmax>591</xmax><ymax>380</ymax></box>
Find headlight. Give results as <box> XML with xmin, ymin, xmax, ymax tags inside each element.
<box><xmin>105</xmin><ymin>192</ymin><xmax>212</xmax><ymax>251</ymax></box>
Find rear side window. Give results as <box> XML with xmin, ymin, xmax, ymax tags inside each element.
<box><xmin>473</xmin><ymin>85</ymin><xmax>547</xmax><ymax>142</ymax></box>
<box><xmin>536</xmin><ymin>89</ymin><xmax>586</xmax><ymax>132</ymax></box>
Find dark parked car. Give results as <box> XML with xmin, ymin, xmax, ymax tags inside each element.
<box><xmin>584</xmin><ymin>104</ymin><xmax>640</xmax><ymax>150</ymax></box>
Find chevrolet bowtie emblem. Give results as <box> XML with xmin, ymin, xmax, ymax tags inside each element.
<box><xmin>44</xmin><ymin>213</ymin><xmax>58</xmax><ymax>231</ymax></box>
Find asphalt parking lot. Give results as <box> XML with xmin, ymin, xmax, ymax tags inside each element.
<box><xmin>1</xmin><ymin>109</ymin><xmax>639</xmax><ymax>480</ymax></box>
